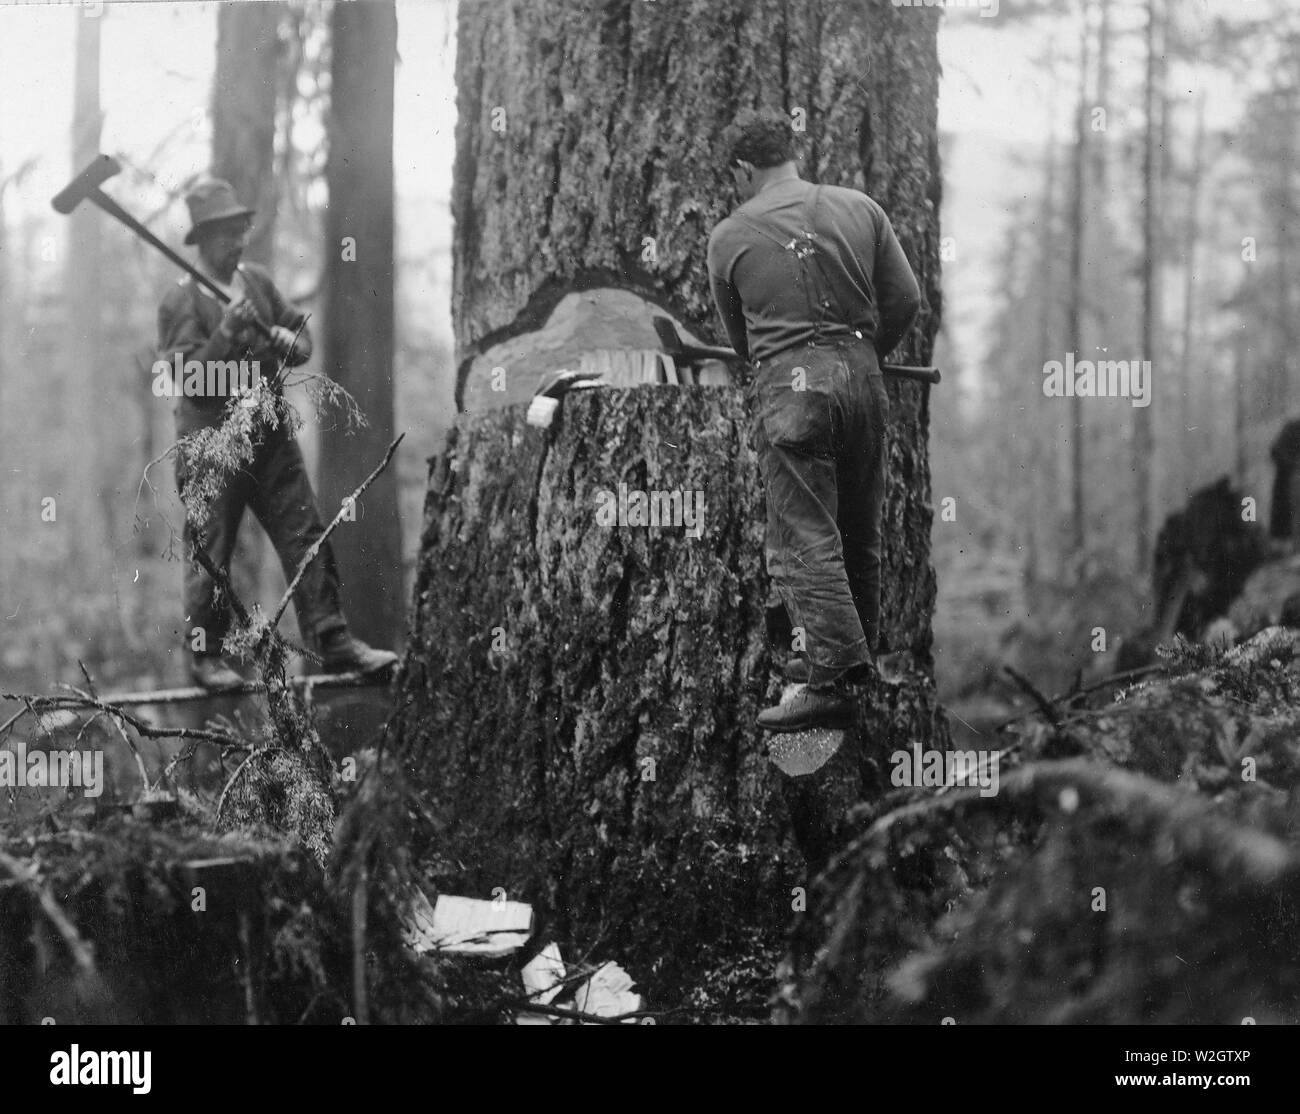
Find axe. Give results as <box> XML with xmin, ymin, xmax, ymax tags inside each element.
<box><xmin>52</xmin><ymin>154</ymin><xmax>274</xmax><ymax>342</ymax></box>
<box><xmin>652</xmin><ymin>316</ymin><xmax>941</xmax><ymax>385</ymax></box>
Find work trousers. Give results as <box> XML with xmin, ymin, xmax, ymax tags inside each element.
<box><xmin>176</xmin><ymin>422</ymin><xmax>346</xmax><ymax>654</ymax></box>
<box><xmin>749</xmin><ymin>336</ymin><xmax>889</xmax><ymax>689</ymax></box>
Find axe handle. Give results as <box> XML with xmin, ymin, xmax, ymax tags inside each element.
<box><xmin>881</xmin><ymin>364</ymin><xmax>941</xmax><ymax>385</ymax></box>
<box><xmin>89</xmin><ymin>189</ymin><xmax>275</xmax><ymax>342</ymax></box>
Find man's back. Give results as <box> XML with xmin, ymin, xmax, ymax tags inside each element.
<box><xmin>707</xmin><ymin>178</ymin><xmax>919</xmax><ymax>365</ymax></box>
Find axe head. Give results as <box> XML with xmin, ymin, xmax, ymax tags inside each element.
<box><xmin>51</xmin><ymin>153</ymin><xmax>122</xmax><ymax>214</ymax></box>
<box><xmin>652</xmin><ymin>315</ymin><xmax>736</xmax><ymax>364</ymax></box>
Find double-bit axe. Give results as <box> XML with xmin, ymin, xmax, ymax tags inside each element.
<box><xmin>652</xmin><ymin>316</ymin><xmax>941</xmax><ymax>385</ymax></box>
<box><xmin>52</xmin><ymin>153</ymin><xmax>274</xmax><ymax>342</ymax></box>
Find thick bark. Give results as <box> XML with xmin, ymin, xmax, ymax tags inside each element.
<box><xmin>319</xmin><ymin>0</ymin><xmax>403</xmax><ymax>649</ymax></box>
<box><xmin>451</xmin><ymin>0</ymin><xmax>942</xmax><ymax>390</ymax></box>
<box><xmin>399</xmin><ymin>0</ymin><xmax>944</xmax><ymax>1011</ymax></box>
<box><xmin>400</xmin><ymin>386</ymin><xmax>944</xmax><ymax>1008</ymax></box>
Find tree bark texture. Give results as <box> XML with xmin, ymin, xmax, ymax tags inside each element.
<box><xmin>398</xmin><ymin>385</ymin><xmax>944</xmax><ymax>1009</ymax></box>
<box><xmin>452</xmin><ymin>0</ymin><xmax>942</xmax><ymax>391</ymax></box>
<box><xmin>397</xmin><ymin>0</ymin><xmax>945</xmax><ymax>1010</ymax></box>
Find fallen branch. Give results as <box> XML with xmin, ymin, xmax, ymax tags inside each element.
<box><xmin>994</xmin><ymin>663</ymin><xmax>1165</xmax><ymax>732</ymax></box>
<box><xmin>271</xmin><ymin>435</ymin><xmax>404</xmax><ymax>628</ymax></box>
<box><xmin>503</xmin><ymin>998</ymin><xmax>671</xmax><ymax>1025</ymax></box>
<box><xmin>1003</xmin><ymin>665</ymin><xmax>1062</xmax><ymax>729</ymax></box>
<box><xmin>0</xmin><ymin>692</ymin><xmax>239</xmax><ymax>750</ymax></box>
<box><xmin>95</xmin><ymin>671</ymin><xmax>387</xmax><ymax>708</ymax></box>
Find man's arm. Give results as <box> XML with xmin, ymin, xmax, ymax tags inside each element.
<box><xmin>157</xmin><ymin>283</ymin><xmax>246</xmax><ymax>369</ymax></box>
<box><xmin>246</xmin><ymin>264</ymin><xmax>313</xmax><ymax>367</ymax></box>
<box><xmin>871</xmin><ymin>208</ymin><xmax>921</xmax><ymax>359</ymax></box>
<box><xmin>706</xmin><ymin>225</ymin><xmax>750</xmax><ymax>362</ymax></box>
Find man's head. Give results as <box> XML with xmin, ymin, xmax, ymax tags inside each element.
<box><xmin>184</xmin><ymin>178</ymin><xmax>255</xmax><ymax>278</ymax></box>
<box><xmin>722</xmin><ymin>108</ymin><xmax>798</xmax><ymax>202</ymax></box>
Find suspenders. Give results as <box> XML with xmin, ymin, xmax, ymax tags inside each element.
<box><xmin>732</xmin><ymin>184</ymin><xmax>834</xmax><ymax>345</ymax></box>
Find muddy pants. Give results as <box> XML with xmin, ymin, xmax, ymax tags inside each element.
<box><xmin>750</xmin><ymin>337</ymin><xmax>889</xmax><ymax>689</ymax></box>
<box><xmin>176</xmin><ymin>423</ymin><xmax>347</xmax><ymax>654</ymax></box>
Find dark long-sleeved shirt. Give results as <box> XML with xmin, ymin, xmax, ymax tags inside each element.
<box><xmin>707</xmin><ymin>177</ymin><xmax>921</xmax><ymax>365</ymax></box>
<box><xmin>157</xmin><ymin>262</ymin><xmax>311</xmax><ymax>407</ymax></box>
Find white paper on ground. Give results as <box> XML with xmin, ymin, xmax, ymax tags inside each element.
<box><xmin>516</xmin><ymin>942</ymin><xmax>568</xmax><ymax>1025</ymax></box>
<box><xmin>572</xmin><ymin>961</ymin><xmax>642</xmax><ymax>1021</ymax></box>
<box><xmin>400</xmin><ymin>889</ymin><xmax>534</xmax><ymax>958</ymax></box>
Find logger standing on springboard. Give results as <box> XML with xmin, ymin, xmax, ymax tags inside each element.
<box><xmin>157</xmin><ymin>178</ymin><xmax>398</xmax><ymax>689</ymax></box>
<box><xmin>707</xmin><ymin>110</ymin><xmax>922</xmax><ymax>732</ymax></box>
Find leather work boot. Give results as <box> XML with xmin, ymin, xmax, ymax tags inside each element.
<box><xmin>319</xmin><ymin>628</ymin><xmax>399</xmax><ymax>676</ymax></box>
<box><xmin>190</xmin><ymin>655</ymin><xmax>245</xmax><ymax>691</ymax></box>
<box><xmin>756</xmin><ymin>686</ymin><xmax>854</xmax><ymax>733</ymax></box>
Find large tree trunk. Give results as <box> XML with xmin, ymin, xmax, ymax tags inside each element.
<box><xmin>399</xmin><ymin>0</ymin><xmax>944</xmax><ymax>1013</ymax></box>
<box><xmin>319</xmin><ymin>0</ymin><xmax>403</xmax><ymax>650</ymax></box>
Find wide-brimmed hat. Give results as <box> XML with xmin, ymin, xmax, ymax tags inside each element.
<box><xmin>183</xmin><ymin>177</ymin><xmax>255</xmax><ymax>245</ymax></box>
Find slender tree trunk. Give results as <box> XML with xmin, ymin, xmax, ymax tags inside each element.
<box><xmin>1234</xmin><ymin>328</ymin><xmax>1247</xmax><ymax>484</ymax></box>
<box><xmin>1068</xmin><ymin>0</ymin><xmax>1092</xmax><ymax>563</ymax></box>
<box><xmin>1091</xmin><ymin>0</ymin><xmax>1111</xmax><ymax>195</ymax></box>
<box><xmin>319</xmin><ymin>0</ymin><xmax>402</xmax><ymax>649</ymax></box>
<box><xmin>1274</xmin><ymin>89</ymin><xmax>1295</xmax><ymax>419</ymax></box>
<box><xmin>1136</xmin><ymin>0</ymin><xmax>1162</xmax><ymax>574</ymax></box>
<box><xmin>213</xmin><ymin>3</ymin><xmax>282</xmax><ymax>268</ymax></box>
<box><xmin>1033</xmin><ymin>40</ymin><xmax>1061</xmax><ymax>585</ymax></box>
<box><xmin>67</xmin><ymin>10</ymin><xmax>104</xmax><ymax>559</ymax></box>
<box><xmin>1178</xmin><ymin>88</ymin><xmax>1206</xmax><ymax>492</ymax></box>
<box><xmin>400</xmin><ymin>0</ymin><xmax>944</xmax><ymax>1013</ymax></box>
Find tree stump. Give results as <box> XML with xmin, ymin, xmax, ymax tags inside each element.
<box><xmin>397</xmin><ymin>384</ymin><xmax>945</xmax><ymax>1009</ymax></box>
<box><xmin>401</xmin><ymin>0</ymin><xmax>947</xmax><ymax>1012</ymax></box>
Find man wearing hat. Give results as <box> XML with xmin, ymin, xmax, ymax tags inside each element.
<box><xmin>158</xmin><ymin>177</ymin><xmax>398</xmax><ymax>689</ymax></box>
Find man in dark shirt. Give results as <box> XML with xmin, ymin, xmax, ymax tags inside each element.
<box><xmin>708</xmin><ymin>110</ymin><xmax>921</xmax><ymax>731</ymax></box>
<box><xmin>158</xmin><ymin>178</ymin><xmax>397</xmax><ymax>689</ymax></box>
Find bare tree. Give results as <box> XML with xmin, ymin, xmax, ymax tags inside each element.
<box><xmin>318</xmin><ymin>0</ymin><xmax>402</xmax><ymax>649</ymax></box>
